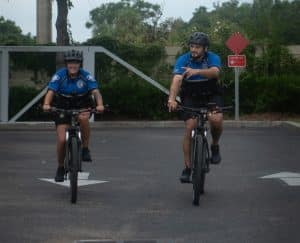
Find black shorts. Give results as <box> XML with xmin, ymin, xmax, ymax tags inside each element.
<box><xmin>54</xmin><ymin>112</ymin><xmax>74</xmax><ymax>126</ymax></box>
<box><xmin>179</xmin><ymin>82</ymin><xmax>224</xmax><ymax>121</ymax></box>
<box><xmin>54</xmin><ymin>112</ymin><xmax>92</xmax><ymax>126</ymax></box>
<box><xmin>52</xmin><ymin>93</ymin><xmax>95</xmax><ymax>126</ymax></box>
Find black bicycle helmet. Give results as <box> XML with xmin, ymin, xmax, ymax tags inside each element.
<box><xmin>64</xmin><ymin>49</ymin><xmax>83</xmax><ymax>62</ymax></box>
<box><xmin>189</xmin><ymin>32</ymin><xmax>209</xmax><ymax>47</ymax></box>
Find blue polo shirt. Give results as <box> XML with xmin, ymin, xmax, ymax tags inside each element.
<box><xmin>48</xmin><ymin>68</ymin><xmax>99</xmax><ymax>95</ymax></box>
<box><xmin>173</xmin><ymin>51</ymin><xmax>221</xmax><ymax>82</ymax></box>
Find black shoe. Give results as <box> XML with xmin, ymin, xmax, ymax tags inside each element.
<box><xmin>82</xmin><ymin>147</ymin><xmax>92</xmax><ymax>162</ymax></box>
<box><xmin>55</xmin><ymin>166</ymin><xmax>65</xmax><ymax>182</ymax></box>
<box><xmin>180</xmin><ymin>167</ymin><xmax>191</xmax><ymax>183</ymax></box>
<box><xmin>211</xmin><ymin>144</ymin><xmax>221</xmax><ymax>164</ymax></box>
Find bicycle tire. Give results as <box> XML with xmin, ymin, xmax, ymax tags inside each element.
<box><xmin>200</xmin><ymin>139</ymin><xmax>210</xmax><ymax>195</ymax></box>
<box><xmin>192</xmin><ymin>135</ymin><xmax>206</xmax><ymax>206</ymax></box>
<box><xmin>69</xmin><ymin>136</ymin><xmax>79</xmax><ymax>204</ymax></box>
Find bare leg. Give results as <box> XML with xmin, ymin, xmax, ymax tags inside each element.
<box><xmin>208</xmin><ymin>112</ymin><xmax>223</xmax><ymax>164</ymax></box>
<box><xmin>56</xmin><ymin>124</ymin><xmax>70</xmax><ymax>167</ymax></box>
<box><xmin>78</xmin><ymin>112</ymin><xmax>90</xmax><ymax>148</ymax></box>
<box><xmin>208</xmin><ymin>112</ymin><xmax>223</xmax><ymax>145</ymax></box>
<box><xmin>183</xmin><ymin>118</ymin><xmax>198</xmax><ymax>168</ymax></box>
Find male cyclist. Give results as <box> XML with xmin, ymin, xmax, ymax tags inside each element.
<box><xmin>168</xmin><ymin>32</ymin><xmax>223</xmax><ymax>183</ymax></box>
<box><xmin>43</xmin><ymin>49</ymin><xmax>104</xmax><ymax>182</ymax></box>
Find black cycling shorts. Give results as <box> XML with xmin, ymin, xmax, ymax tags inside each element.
<box><xmin>179</xmin><ymin>82</ymin><xmax>224</xmax><ymax>121</ymax></box>
<box><xmin>52</xmin><ymin>93</ymin><xmax>94</xmax><ymax>126</ymax></box>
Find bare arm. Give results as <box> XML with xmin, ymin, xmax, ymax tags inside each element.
<box><xmin>43</xmin><ymin>90</ymin><xmax>54</xmax><ymax>111</ymax></box>
<box><xmin>183</xmin><ymin>66</ymin><xmax>220</xmax><ymax>79</ymax></box>
<box><xmin>198</xmin><ymin>67</ymin><xmax>220</xmax><ymax>79</ymax></box>
<box><xmin>43</xmin><ymin>90</ymin><xmax>54</xmax><ymax>105</ymax></box>
<box><xmin>168</xmin><ymin>74</ymin><xmax>183</xmax><ymax>101</ymax></box>
<box><xmin>91</xmin><ymin>89</ymin><xmax>104</xmax><ymax>112</ymax></box>
<box><xmin>92</xmin><ymin>89</ymin><xmax>103</xmax><ymax>106</ymax></box>
<box><xmin>168</xmin><ymin>74</ymin><xmax>183</xmax><ymax>112</ymax></box>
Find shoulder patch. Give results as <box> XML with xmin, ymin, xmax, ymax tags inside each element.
<box><xmin>87</xmin><ymin>74</ymin><xmax>96</xmax><ymax>82</ymax></box>
<box><xmin>50</xmin><ymin>74</ymin><xmax>60</xmax><ymax>82</ymax></box>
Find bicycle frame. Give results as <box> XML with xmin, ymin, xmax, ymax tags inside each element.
<box><xmin>64</xmin><ymin>113</ymin><xmax>82</xmax><ymax>175</ymax></box>
<box><xmin>50</xmin><ymin>107</ymin><xmax>88</xmax><ymax>203</ymax></box>
<box><xmin>178</xmin><ymin>103</ymin><xmax>225</xmax><ymax>205</ymax></box>
<box><xmin>191</xmin><ymin>110</ymin><xmax>210</xmax><ymax>175</ymax></box>
<box><xmin>48</xmin><ymin>106</ymin><xmax>104</xmax><ymax>203</ymax></box>
<box><xmin>50</xmin><ymin>106</ymin><xmax>103</xmax><ymax>174</ymax></box>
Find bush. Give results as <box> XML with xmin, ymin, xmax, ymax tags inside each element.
<box><xmin>86</xmin><ymin>36</ymin><xmax>176</xmax><ymax>120</ymax></box>
<box><xmin>226</xmin><ymin>74</ymin><xmax>300</xmax><ymax>114</ymax></box>
<box><xmin>9</xmin><ymin>82</ymin><xmax>176</xmax><ymax>121</ymax></box>
<box><xmin>100</xmin><ymin>77</ymin><xmax>175</xmax><ymax>120</ymax></box>
<box><xmin>254</xmin><ymin>75</ymin><xmax>300</xmax><ymax>113</ymax></box>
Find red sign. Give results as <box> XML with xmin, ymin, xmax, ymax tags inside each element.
<box><xmin>228</xmin><ymin>55</ymin><xmax>246</xmax><ymax>67</ymax></box>
<box><xmin>226</xmin><ymin>32</ymin><xmax>249</xmax><ymax>54</ymax></box>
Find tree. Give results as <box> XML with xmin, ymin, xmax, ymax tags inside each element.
<box><xmin>159</xmin><ymin>17</ymin><xmax>188</xmax><ymax>45</ymax></box>
<box><xmin>86</xmin><ymin>0</ymin><xmax>163</xmax><ymax>44</ymax></box>
<box><xmin>55</xmin><ymin>0</ymin><xmax>73</xmax><ymax>68</ymax></box>
<box><xmin>0</xmin><ymin>16</ymin><xmax>34</xmax><ymax>45</ymax></box>
<box><xmin>189</xmin><ymin>6</ymin><xmax>211</xmax><ymax>33</ymax></box>
<box><xmin>55</xmin><ymin>0</ymin><xmax>73</xmax><ymax>45</ymax></box>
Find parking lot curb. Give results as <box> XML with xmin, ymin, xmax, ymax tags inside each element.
<box><xmin>1</xmin><ymin>120</ymin><xmax>299</xmax><ymax>131</ymax></box>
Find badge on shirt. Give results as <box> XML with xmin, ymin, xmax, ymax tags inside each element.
<box><xmin>77</xmin><ymin>80</ymin><xmax>85</xmax><ymax>89</ymax></box>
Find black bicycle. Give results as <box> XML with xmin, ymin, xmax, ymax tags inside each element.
<box><xmin>50</xmin><ymin>107</ymin><xmax>99</xmax><ymax>204</ymax></box>
<box><xmin>178</xmin><ymin>103</ymin><xmax>231</xmax><ymax>206</ymax></box>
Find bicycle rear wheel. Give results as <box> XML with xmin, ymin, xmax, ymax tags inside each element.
<box><xmin>69</xmin><ymin>136</ymin><xmax>79</xmax><ymax>204</ymax></box>
<box><xmin>192</xmin><ymin>136</ymin><xmax>207</xmax><ymax>206</ymax></box>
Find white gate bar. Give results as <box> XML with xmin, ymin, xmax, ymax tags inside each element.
<box><xmin>9</xmin><ymin>87</ymin><xmax>48</xmax><ymax>123</ymax></box>
<box><xmin>95</xmin><ymin>46</ymin><xmax>170</xmax><ymax>95</ymax></box>
<box><xmin>0</xmin><ymin>50</ymin><xmax>9</xmax><ymax>122</ymax></box>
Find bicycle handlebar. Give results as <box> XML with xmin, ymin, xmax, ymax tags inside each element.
<box><xmin>49</xmin><ymin>104</ymin><xmax>109</xmax><ymax>115</ymax></box>
<box><xmin>177</xmin><ymin>103</ymin><xmax>233</xmax><ymax>115</ymax></box>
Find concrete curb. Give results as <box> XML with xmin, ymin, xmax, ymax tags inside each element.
<box><xmin>283</xmin><ymin>121</ymin><xmax>300</xmax><ymax>129</ymax></box>
<box><xmin>0</xmin><ymin>120</ymin><xmax>299</xmax><ymax>131</ymax></box>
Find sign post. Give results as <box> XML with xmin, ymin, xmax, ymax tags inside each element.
<box><xmin>234</xmin><ymin>67</ymin><xmax>240</xmax><ymax>120</ymax></box>
<box><xmin>226</xmin><ymin>32</ymin><xmax>249</xmax><ymax>120</ymax></box>
<box><xmin>227</xmin><ymin>55</ymin><xmax>246</xmax><ymax>120</ymax></box>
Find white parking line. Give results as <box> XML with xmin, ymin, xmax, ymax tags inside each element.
<box><xmin>39</xmin><ymin>172</ymin><xmax>108</xmax><ymax>187</ymax></box>
<box><xmin>260</xmin><ymin>172</ymin><xmax>300</xmax><ymax>186</ymax></box>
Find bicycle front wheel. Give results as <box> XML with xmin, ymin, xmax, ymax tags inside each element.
<box><xmin>192</xmin><ymin>136</ymin><xmax>207</xmax><ymax>206</ymax></box>
<box><xmin>200</xmin><ymin>139</ymin><xmax>210</xmax><ymax>195</ymax></box>
<box><xmin>69</xmin><ymin>136</ymin><xmax>79</xmax><ymax>204</ymax></box>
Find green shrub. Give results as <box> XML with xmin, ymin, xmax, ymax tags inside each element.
<box><xmin>226</xmin><ymin>74</ymin><xmax>300</xmax><ymax>114</ymax></box>
<box><xmin>100</xmin><ymin>77</ymin><xmax>175</xmax><ymax>120</ymax></box>
<box><xmin>254</xmin><ymin>75</ymin><xmax>300</xmax><ymax>113</ymax></box>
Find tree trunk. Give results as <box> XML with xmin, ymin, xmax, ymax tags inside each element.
<box><xmin>56</xmin><ymin>0</ymin><xmax>69</xmax><ymax>45</ymax></box>
<box><xmin>56</xmin><ymin>0</ymin><xmax>69</xmax><ymax>68</ymax></box>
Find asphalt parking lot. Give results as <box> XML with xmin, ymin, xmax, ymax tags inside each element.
<box><xmin>0</xmin><ymin>125</ymin><xmax>300</xmax><ymax>243</ymax></box>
